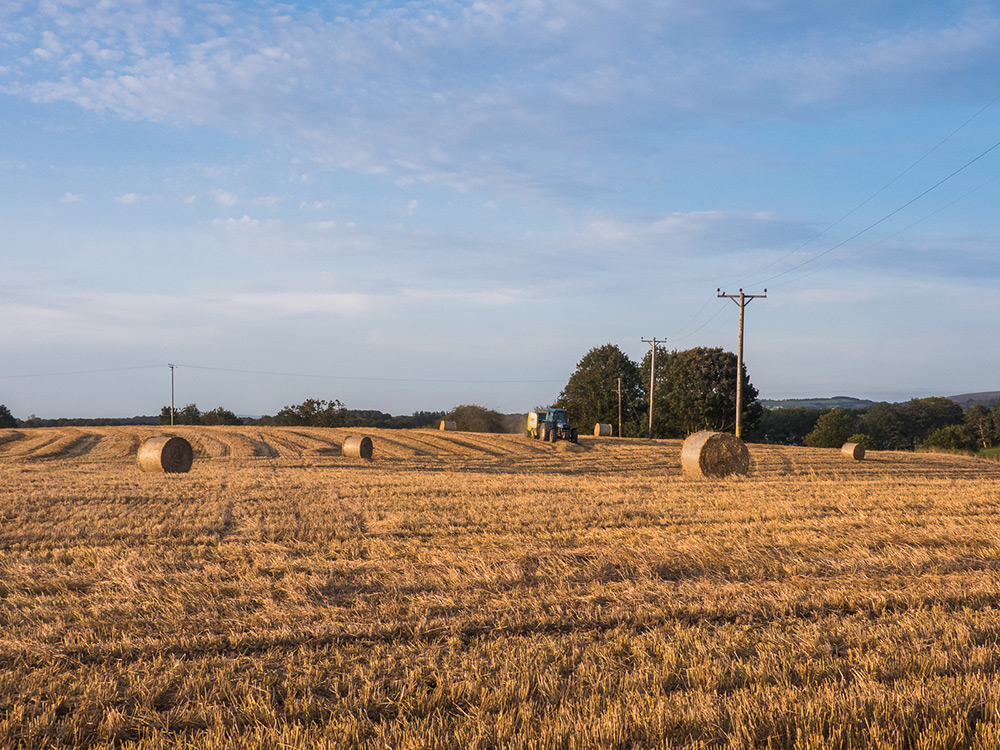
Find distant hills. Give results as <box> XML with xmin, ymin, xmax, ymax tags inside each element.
<box><xmin>946</xmin><ymin>391</ymin><xmax>1000</xmax><ymax>408</ymax></box>
<box><xmin>762</xmin><ymin>392</ymin><xmax>1000</xmax><ymax>410</ymax></box>
<box><xmin>760</xmin><ymin>396</ymin><xmax>878</xmax><ymax>410</ymax></box>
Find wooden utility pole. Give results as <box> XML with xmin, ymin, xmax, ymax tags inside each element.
<box><xmin>716</xmin><ymin>289</ymin><xmax>766</xmax><ymax>437</ymax></box>
<box><xmin>641</xmin><ymin>337</ymin><xmax>667</xmax><ymax>439</ymax></box>
<box><xmin>169</xmin><ymin>363</ymin><xmax>175</xmax><ymax>426</ymax></box>
<box><xmin>617</xmin><ymin>377</ymin><xmax>622</xmax><ymax>439</ymax></box>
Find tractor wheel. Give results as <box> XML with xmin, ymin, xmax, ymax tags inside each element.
<box><xmin>570</xmin><ymin>429</ymin><xmax>578</xmax><ymax>444</ymax></box>
<box><xmin>539</xmin><ymin>423</ymin><xmax>548</xmax><ymax>442</ymax></box>
<box><xmin>551</xmin><ymin>429</ymin><xmax>560</xmax><ymax>443</ymax></box>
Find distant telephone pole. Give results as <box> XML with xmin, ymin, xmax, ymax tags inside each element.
<box><xmin>641</xmin><ymin>337</ymin><xmax>667</xmax><ymax>439</ymax></box>
<box><xmin>716</xmin><ymin>289</ymin><xmax>766</xmax><ymax>437</ymax></box>
<box><xmin>168</xmin><ymin>364</ymin><xmax>175</xmax><ymax>426</ymax></box>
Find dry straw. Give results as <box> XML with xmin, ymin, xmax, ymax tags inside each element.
<box><xmin>841</xmin><ymin>442</ymin><xmax>865</xmax><ymax>460</ymax></box>
<box><xmin>342</xmin><ymin>435</ymin><xmax>374</xmax><ymax>459</ymax></box>
<box><xmin>594</xmin><ymin>423</ymin><xmax>612</xmax><ymax>437</ymax></box>
<box><xmin>136</xmin><ymin>436</ymin><xmax>193</xmax><ymax>473</ymax></box>
<box><xmin>681</xmin><ymin>430</ymin><xmax>750</xmax><ymax>479</ymax></box>
<box><xmin>440</xmin><ymin>421</ymin><xmax>457</xmax><ymax>431</ymax></box>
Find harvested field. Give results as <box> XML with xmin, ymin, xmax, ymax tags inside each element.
<box><xmin>2</xmin><ymin>426</ymin><xmax>1000</xmax><ymax>748</ymax></box>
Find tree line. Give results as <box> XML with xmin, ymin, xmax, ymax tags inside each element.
<box><xmin>3</xmin><ymin>339</ymin><xmax>993</xmax><ymax>453</ymax></box>
<box><xmin>554</xmin><ymin>344</ymin><xmax>761</xmax><ymax>438</ymax></box>
<box><xmin>157</xmin><ymin>400</ymin><xmax>448</xmax><ymax>430</ymax></box>
<box><xmin>0</xmin><ymin>400</ymin><xmax>520</xmax><ymax>433</ymax></box>
<box><xmin>754</xmin><ymin>398</ymin><xmax>1000</xmax><ymax>453</ymax></box>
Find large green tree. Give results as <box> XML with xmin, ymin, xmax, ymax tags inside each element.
<box><xmin>555</xmin><ymin>344</ymin><xmax>644</xmax><ymax>437</ymax></box>
<box><xmin>651</xmin><ymin>347</ymin><xmax>761</xmax><ymax>437</ymax></box>
<box><xmin>271</xmin><ymin>398</ymin><xmax>345</xmax><ymax>427</ymax></box>
<box><xmin>804</xmin><ymin>408</ymin><xmax>858</xmax><ymax>448</ymax></box>
<box><xmin>0</xmin><ymin>404</ymin><xmax>16</xmax><ymax>428</ymax></box>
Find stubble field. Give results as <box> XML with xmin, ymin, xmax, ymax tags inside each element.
<box><xmin>2</xmin><ymin>425</ymin><xmax>1000</xmax><ymax>749</ymax></box>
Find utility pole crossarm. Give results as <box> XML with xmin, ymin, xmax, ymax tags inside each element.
<box><xmin>716</xmin><ymin>289</ymin><xmax>767</xmax><ymax>438</ymax></box>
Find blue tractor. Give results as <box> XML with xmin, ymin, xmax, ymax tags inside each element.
<box><xmin>527</xmin><ymin>408</ymin><xmax>579</xmax><ymax>443</ymax></box>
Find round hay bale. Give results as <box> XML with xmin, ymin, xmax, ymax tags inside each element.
<box><xmin>681</xmin><ymin>431</ymin><xmax>749</xmax><ymax>479</ymax></box>
<box><xmin>841</xmin><ymin>442</ymin><xmax>865</xmax><ymax>460</ymax></box>
<box><xmin>440</xmin><ymin>420</ymin><xmax>457</xmax><ymax>431</ymax></box>
<box><xmin>137</xmin><ymin>436</ymin><xmax>193</xmax><ymax>473</ymax></box>
<box><xmin>342</xmin><ymin>435</ymin><xmax>374</xmax><ymax>459</ymax></box>
<box><xmin>594</xmin><ymin>423</ymin><xmax>612</xmax><ymax>437</ymax></box>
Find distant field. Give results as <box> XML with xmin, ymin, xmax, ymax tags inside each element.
<box><xmin>3</xmin><ymin>426</ymin><xmax>1000</xmax><ymax>748</ymax></box>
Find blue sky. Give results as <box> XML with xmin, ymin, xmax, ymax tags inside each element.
<box><xmin>2</xmin><ymin>0</ymin><xmax>1000</xmax><ymax>418</ymax></box>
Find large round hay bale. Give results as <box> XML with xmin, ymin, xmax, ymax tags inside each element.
<box><xmin>681</xmin><ymin>431</ymin><xmax>749</xmax><ymax>479</ymax></box>
<box><xmin>137</xmin><ymin>436</ymin><xmax>193</xmax><ymax>473</ymax></box>
<box><xmin>594</xmin><ymin>423</ymin><xmax>612</xmax><ymax>437</ymax></box>
<box><xmin>440</xmin><ymin>420</ymin><xmax>457</xmax><ymax>431</ymax></box>
<box><xmin>342</xmin><ymin>435</ymin><xmax>374</xmax><ymax>459</ymax></box>
<box><xmin>841</xmin><ymin>442</ymin><xmax>865</xmax><ymax>460</ymax></box>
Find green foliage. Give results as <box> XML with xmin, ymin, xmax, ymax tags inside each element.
<box><xmin>921</xmin><ymin>425</ymin><xmax>977</xmax><ymax>453</ymax></box>
<box><xmin>270</xmin><ymin>398</ymin><xmax>345</xmax><ymax>427</ymax></box>
<box><xmin>964</xmin><ymin>405</ymin><xmax>997</xmax><ymax>449</ymax></box>
<box><xmin>804</xmin><ymin>408</ymin><xmax>858</xmax><ymax>448</ymax></box>
<box><xmin>201</xmin><ymin>407</ymin><xmax>242</xmax><ymax>426</ymax></box>
<box><xmin>858</xmin><ymin>398</ymin><xmax>964</xmax><ymax>451</ymax></box>
<box><xmin>745</xmin><ymin>408</ymin><xmax>824</xmax><ymax>445</ymax></box>
<box><xmin>760</xmin><ymin>396</ymin><xmax>876</xmax><ymax>410</ymax></box>
<box><xmin>159</xmin><ymin>404</ymin><xmax>203</xmax><ymax>425</ymax></box>
<box><xmin>556</xmin><ymin>344</ymin><xmax>644</xmax><ymax>437</ymax></box>
<box><xmin>647</xmin><ymin>347</ymin><xmax>761</xmax><ymax>438</ymax></box>
<box><xmin>160</xmin><ymin>404</ymin><xmax>242</xmax><ymax>426</ymax></box>
<box><xmin>444</xmin><ymin>404</ymin><xmax>509</xmax><ymax>433</ymax></box>
<box><xmin>0</xmin><ymin>404</ymin><xmax>16</xmax><ymax>429</ymax></box>
<box><xmin>847</xmin><ymin>433</ymin><xmax>873</xmax><ymax>450</ymax></box>
<box><xmin>391</xmin><ymin>411</ymin><xmax>447</xmax><ymax>429</ymax></box>
<box><xmin>558</xmin><ymin>344</ymin><xmax>761</xmax><ymax>440</ymax></box>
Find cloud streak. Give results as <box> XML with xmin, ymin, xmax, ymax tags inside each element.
<box><xmin>6</xmin><ymin>1</ymin><xmax>999</xmax><ymax>193</ymax></box>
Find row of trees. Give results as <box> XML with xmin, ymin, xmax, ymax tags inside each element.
<box><xmin>800</xmin><ymin>398</ymin><xmax>1000</xmax><ymax>452</ymax></box>
<box><xmin>158</xmin><ymin>401</ymin><xmax>447</xmax><ymax>430</ymax></box>
<box><xmin>555</xmin><ymin>344</ymin><xmax>760</xmax><ymax>438</ymax></box>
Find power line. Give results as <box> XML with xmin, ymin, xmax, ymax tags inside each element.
<box><xmin>754</xmin><ymin>135</ymin><xmax>1000</xmax><ymax>288</ymax></box>
<box><xmin>0</xmin><ymin>362</ymin><xmax>564</xmax><ymax>386</ymax></box>
<box><xmin>168</xmin><ymin>363</ymin><xmax>564</xmax><ymax>385</ymax></box>
<box><xmin>732</xmin><ymin>92</ymin><xmax>1000</xmax><ymax>290</ymax></box>
<box><xmin>0</xmin><ymin>364</ymin><xmax>163</xmax><ymax>379</ymax></box>
<box><xmin>771</xmin><ymin>169</ymin><xmax>1000</xmax><ymax>288</ymax></box>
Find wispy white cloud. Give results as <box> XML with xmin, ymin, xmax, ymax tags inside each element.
<box><xmin>6</xmin><ymin>1</ymin><xmax>998</xmax><ymax>194</ymax></box>
<box><xmin>578</xmin><ymin>211</ymin><xmax>811</xmax><ymax>257</ymax></box>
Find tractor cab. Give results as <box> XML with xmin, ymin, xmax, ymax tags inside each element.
<box><xmin>546</xmin><ymin>408</ymin><xmax>570</xmax><ymax>428</ymax></box>
<box><xmin>526</xmin><ymin>408</ymin><xmax>578</xmax><ymax>443</ymax></box>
